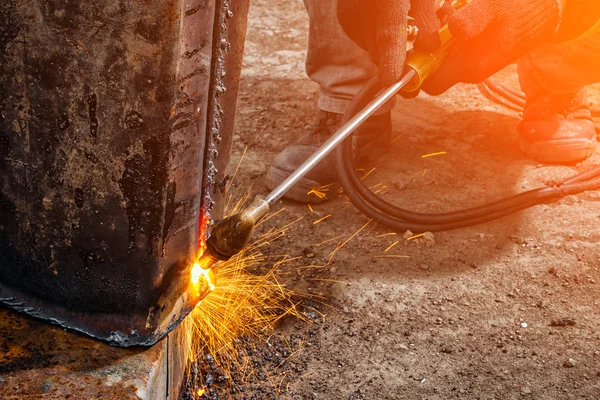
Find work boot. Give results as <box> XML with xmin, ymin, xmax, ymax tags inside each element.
<box><xmin>518</xmin><ymin>89</ymin><xmax>597</xmax><ymax>164</ymax></box>
<box><xmin>266</xmin><ymin>110</ymin><xmax>392</xmax><ymax>203</ymax></box>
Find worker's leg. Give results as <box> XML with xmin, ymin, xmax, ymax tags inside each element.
<box><xmin>517</xmin><ymin>32</ymin><xmax>600</xmax><ymax>163</ymax></box>
<box><xmin>266</xmin><ymin>0</ymin><xmax>392</xmax><ymax>203</ymax></box>
<box><xmin>302</xmin><ymin>0</ymin><xmax>391</xmax><ymax>114</ymax></box>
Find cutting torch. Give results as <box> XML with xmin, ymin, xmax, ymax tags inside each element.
<box><xmin>196</xmin><ymin>22</ymin><xmax>457</xmax><ymax>270</ymax></box>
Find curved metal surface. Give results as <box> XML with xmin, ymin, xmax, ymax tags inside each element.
<box><xmin>0</xmin><ymin>0</ymin><xmax>249</xmax><ymax>346</ymax></box>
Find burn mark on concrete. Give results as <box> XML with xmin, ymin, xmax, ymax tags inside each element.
<box><xmin>87</xmin><ymin>92</ymin><xmax>98</xmax><ymax>138</ymax></box>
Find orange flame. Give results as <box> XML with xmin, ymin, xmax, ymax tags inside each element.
<box><xmin>190</xmin><ymin>261</ymin><xmax>216</xmax><ymax>297</ymax></box>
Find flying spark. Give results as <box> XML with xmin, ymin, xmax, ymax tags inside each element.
<box><xmin>385</xmin><ymin>241</ymin><xmax>399</xmax><ymax>252</ymax></box>
<box><xmin>421</xmin><ymin>151</ymin><xmax>447</xmax><ymax>158</ymax></box>
<box><xmin>313</xmin><ymin>214</ymin><xmax>332</xmax><ymax>225</ymax></box>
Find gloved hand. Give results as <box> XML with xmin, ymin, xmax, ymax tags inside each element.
<box><xmin>338</xmin><ymin>0</ymin><xmax>441</xmax><ymax>87</ymax></box>
<box><xmin>422</xmin><ymin>0</ymin><xmax>563</xmax><ymax>95</ymax></box>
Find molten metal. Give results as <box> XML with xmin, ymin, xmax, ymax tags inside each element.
<box><xmin>190</xmin><ymin>261</ymin><xmax>216</xmax><ymax>298</ymax></box>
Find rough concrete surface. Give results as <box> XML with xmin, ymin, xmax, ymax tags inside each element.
<box><xmin>183</xmin><ymin>0</ymin><xmax>600</xmax><ymax>399</ymax></box>
<box><xmin>0</xmin><ymin>307</ymin><xmax>190</xmax><ymax>399</ymax></box>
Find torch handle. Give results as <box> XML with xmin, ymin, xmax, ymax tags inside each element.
<box><xmin>400</xmin><ymin>24</ymin><xmax>455</xmax><ymax>94</ymax></box>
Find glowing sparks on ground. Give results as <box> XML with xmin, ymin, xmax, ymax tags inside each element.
<box><xmin>187</xmin><ymin>247</ymin><xmax>303</xmax><ymax>380</ymax></box>
<box><xmin>376</xmin><ymin>232</ymin><xmax>397</xmax><ymax>238</ymax></box>
<box><xmin>328</xmin><ymin>219</ymin><xmax>372</xmax><ymax>263</ymax></box>
<box><xmin>421</xmin><ymin>151</ymin><xmax>447</xmax><ymax>158</ymax></box>
<box><xmin>307</xmin><ymin>182</ymin><xmax>335</xmax><ymax>200</ymax></box>
<box><xmin>307</xmin><ymin>188</ymin><xmax>327</xmax><ymax>199</ymax></box>
<box><xmin>374</xmin><ymin>185</ymin><xmax>388</xmax><ymax>194</ymax></box>
<box><xmin>361</xmin><ymin>167</ymin><xmax>376</xmax><ymax>180</ymax></box>
<box><xmin>313</xmin><ymin>214</ymin><xmax>332</xmax><ymax>225</ymax></box>
<box><xmin>186</xmin><ymin>191</ymin><xmax>306</xmax><ymax>393</ymax></box>
<box><xmin>315</xmin><ymin>234</ymin><xmax>345</xmax><ymax>247</ymax></box>
<box><xmin>391</xmin><ymin>133</ymin><xmax>404</xmax><ymax>143</ymax></box>
<box><xmin>407</xmin><ymin>233</ymin><xmax>426</xmax><ymax>241</ymax></box>
<box><xmin>385</xmin><ymin>240</ymin><xmax>399</xmax><ymax>252</ymax></box>
<box><xmin>373</xmin><ymin>255</ymin><xmax>410</xmax><ymax>259</ymax></box>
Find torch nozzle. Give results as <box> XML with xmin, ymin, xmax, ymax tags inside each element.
<box><xmin>201</xmin><ymin>198</ymin><xmax>270</xmax><ymax>268</ymax></box>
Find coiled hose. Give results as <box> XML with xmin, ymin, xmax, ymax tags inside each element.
<box><xmin>336</xmin><ymin>76</ymin><xmax>600</xmax><ymax>233</ymax></box>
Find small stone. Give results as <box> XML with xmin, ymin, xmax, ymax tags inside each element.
<box><xmin>303</xmin><ymin>248</ymin><xmax>315</xmax><ymax>258</ymax></box>
<box><xmin>521</xmin><ymin>386</ymin><xmax>532</xmax><ymax>395</ymax></box>
<box><xmin>536</xmin><ymin>300</ymin><xmax>544</xmax><ymax>308</ymax></box>
<box><xmin>549</xmin><ymin>318</ymin><xmax>576</xmax><ymax>327</ymax></box>
<box><xmin>419</xmin><ymin>264</ymin><xmax>430</xmax><ymax>271</ymax></box>
<box><xmin>563</xmin><ymin>358</ymin><xmax>577</xmax><ymax>368</ymax></box>
<box><xmin>40</xmin><ymin>381</ymin><xmax>52</xmax><ymax>393</ymax></box>
<box><xmin>548</xmin><ymin>267</ymin><xmax>557</xmax><ymax>275</ymax></box>
<box><xmin>441</xmin><ymin>347</ymin><xmax>453</xmax><ymax>354</ymax></box>
<box><xmin>330</xmin><ymin>267</ymin><xmax>338</xmax><ymax>273</ymax></box>
<box><xmin>403</xmin><ymin>230</ymin><xmax>414</xmax><ymax>240</ymax></box>
<box><xmin>521</xmin><ymin>322</ymin><xmax>528</xmax><ymax>329</ymax></box>
<box><xmin>423</xmin><ymin>232</ymin><xmax>436</xmax><ymax>247</ymax></box>
<box><xmin>392</xmin><ymin>179</ymin><xmax>406</xmax><ymax>191</ymax></box>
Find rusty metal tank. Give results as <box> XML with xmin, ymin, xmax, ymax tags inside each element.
<box><xmin>0</xmin><ymin>0</ymin><xmax>248</xmax><ymax>346</ymax></box>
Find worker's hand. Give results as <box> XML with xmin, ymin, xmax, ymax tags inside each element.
<box><xmin>422</xmin><ymin>0</ymin><xmax>563</xmax><ymax>95</ymax></box>
<box><xmin>338</xmin><ymin>0</ymin><xmax>441</xmax><ymax>87</ymax></box>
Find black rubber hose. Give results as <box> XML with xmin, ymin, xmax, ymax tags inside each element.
<box><xmin>336</xmin><ymin>76</ymin><xmax>600</xmax><ymax>233</ymax></box>
<box><xmin>482</xmin><ymin>79</ymin><xmax>526</xmax><ymax>108</ymax></box>
<box><xmin>476</xmin><ymin>82</ymin><xmax>523</xmax><ymax>113</ymax></box>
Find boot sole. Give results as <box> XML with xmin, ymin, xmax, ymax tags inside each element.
<box><xmin>520</xmin><ymin>137</ymin><xmax>597</xmax><ymax>164</ymax></box>
<box><xmin>266</xmin><ymin>167</ymin><xmax>337</xmax><ymax>204</ymax></box>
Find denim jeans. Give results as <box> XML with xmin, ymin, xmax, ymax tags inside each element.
<box><xmin>303</xmin><ymin>0</ymin><xmax>395</xmax><ymax>115</ymax></box>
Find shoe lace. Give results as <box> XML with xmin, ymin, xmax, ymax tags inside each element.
<box><xmin>310</xmin><ymin>111</ymin><xmax>342</xmax><ymax>143</ymax></box>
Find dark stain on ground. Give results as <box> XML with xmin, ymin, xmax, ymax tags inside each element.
<box><xmin>0</xmin><ymin>0</ymin><xmax>19</xmax><ymax>55</ymax></box>
<box><xmin>87</xmin><ymin>92</ymin><xmax>99</xmax><ymax>137</ymax></box>
<box><xmin>74</xmin><ymin>187</ymin><xmax>85</xmax><ymax>208</ymax></box>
